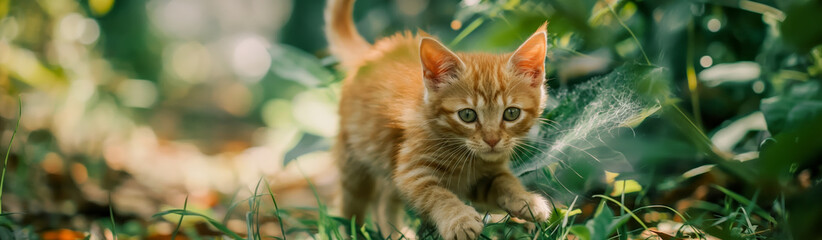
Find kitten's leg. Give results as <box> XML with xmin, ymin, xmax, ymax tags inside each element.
<box><xmin>394</xmin><ymin>163</ymin><xmax>483</xmax><ymax>240</ymax></box>
<box><xmin>376</xmin><ymin>187</ymin><xmax>411</xmax><ymax>239</ymax></box>
<box><xmin>476</xmin><ymin>171</ymin><xmax>551</xmax><ymax>222</ymax></box>
<box><xmin>340</xmin><ymin>159</ymin><xmax>376</xmax><ymax>225</ymax></box>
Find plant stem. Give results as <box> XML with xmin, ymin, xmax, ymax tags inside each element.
<box><xmin>0</xmin><ymin>97</ymin><xmax>21</xmax><ymax>214</ymax></box>
<box><xmin>603</xmin><ymin>0</ymin><xmax>651</xmax><ymax>65</ymax></box>
<box><xmin>686</xmin><ymin>20</ymin><xmax>703</xmax><ymax>128</ymax></box>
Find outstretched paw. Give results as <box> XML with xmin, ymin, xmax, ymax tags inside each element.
<box><xmin>440</xmin><ymin>206</ymin><xmax>484</xmax><ymax>240</ymax></box>
<box><xmin>501</xmin><ymin>193</ymin><xmax>551</xmax><ymax>222</ymax></box>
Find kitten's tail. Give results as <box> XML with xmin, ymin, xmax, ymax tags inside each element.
<box><xmin>325</xmin><ymin>0</ymin><xmax>370</xmax><ymax>69</ymax></box>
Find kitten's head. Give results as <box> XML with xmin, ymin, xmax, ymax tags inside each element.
<box><xmin>420</xmin><ymin>23</ymin><xmax>548</xmax><ymax>162</ymax></box>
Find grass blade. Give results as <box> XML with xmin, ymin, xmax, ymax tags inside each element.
<box><xmin>632</xmin><ymin>205</ymin><xmax>705</xmax><ymax>240</ymax></box>
<box><xmin>172</xmin><ymin>195</ymin><xmax>189</xmax><ymax>240</ymax></box>
<box><xmin>685</xmin><ymin>21</ymin><xmax>703</xmax><ymax>128</ymax></box>
<box><xmin>350</xmin><ymin>216</ymin><xmax>356</xmax><ymax>240</ymax></box>
<box><xmin>296</xmin><ymin>161</ymin><xmax>342</xmax><ymax>240</ymax></box>
<box><xmin>449</xmin><ymin>18</ymin><xmax>484</xmax><ymax>47</ymax></box>
<box><xmin>154</xmin><ymin>210</ymin><xmax>244</xmax><ymax>240</ymax></box>
<box><xmin>0</xmin><ymin>97</ymin><xmax>21</xmax><ymax>213</ymax></box>
<box><xmin>264</xmin><ymin>179</ymin><xmax>287</xmax><ymax>240</ymax></box>
<box><xmin>592</xmin><ymin>195</ymin><xmax>648</xmax><ymax>230</ymax></box>
<box><xmin>712</xmin><ymin>185</ymin><xmax>777</xmax><ymax>224</ymax></box>
<box><xmin>109</xmin><ymin>194</ymin><xmax>117</xmax><ymax>240</ymax></box>
<box><xmin>600</xmin><ymin>0</ymin><xmax>650</xmax><ymax>65</ymax></box>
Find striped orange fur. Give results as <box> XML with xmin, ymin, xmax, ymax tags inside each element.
<box><xmin>326</xmin><ymin>1</ymin><xmax>551</xmax><ymax>239</ymax></box>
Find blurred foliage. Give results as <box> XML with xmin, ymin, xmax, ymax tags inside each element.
<box><xmin>0</xmin><ymin>0</ymin><xmax>821</xmax><ymax>239</ymax></box>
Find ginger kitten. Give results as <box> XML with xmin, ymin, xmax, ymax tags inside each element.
<box><xmin>326</xmin><ymin>0</ymin><xmax>551</xmax><ymax>239</ymax></box>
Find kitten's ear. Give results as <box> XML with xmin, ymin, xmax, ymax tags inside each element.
<box><xmin>420</xmin><ymin>37</ymin><xmax>464</xmax><ymax>92</ymax></box>
<box><xmin>509</xmin><ymin>22</ymin><xmax>548</xmax><ymax>88</ymax></box>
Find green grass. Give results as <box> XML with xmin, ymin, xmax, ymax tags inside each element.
<box><xmin>136</xmin><ymin>173</ymin><xmax>775</xmax><ymax>240</ymax></box>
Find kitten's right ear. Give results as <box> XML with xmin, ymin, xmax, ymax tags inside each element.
<box><xmin>420</xmin><ymin>37</ymin><xmax>464</xmax><ymax>93</ymax></box>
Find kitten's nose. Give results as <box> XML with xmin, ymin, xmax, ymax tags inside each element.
<box><xmin>483</xmin><ymin>138</ymin><xmax>499</xmax><ymax>148</ymax></box>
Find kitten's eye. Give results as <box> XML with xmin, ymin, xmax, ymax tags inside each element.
<box><xmin>503</xmin><ymin>107</ymin><xmax>521</xmax><ymax>121</ymax></box>
<box><xmin>458</xmin><ymin>109</ymin><xmax>477</xmax><ymax>123</ymax></box>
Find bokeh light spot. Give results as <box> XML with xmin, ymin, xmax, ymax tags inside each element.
<box><xmin>152</xmin><ymin>0</ymin><xmax>206</xmax><ymax>39</ymax></box>
<box><xmin>262</xmin><ymin>99</ymin><xmax>294</xmax><ymax>128</ymax></box>
<box><xmin>116</xmin><ymin>79</ymin><xmax>158</xmax><ymax>108</ymax></box>
<box><xmin>463</xmin><ymin>0</ymin><xmax>480</xmax><ymax>6</ymax></box>
<box><xmin>41</xmin><ymin>153</ymin><xmax>64</xmax><ymax>175</ymax></box>
<box><xmin>58</xmin><ymin>14</ymin><xmax>100</xmax><ymax>44</ymax></box>
<box><xmin>707</xmin><ymin>18</ymin><xmax>721</xmax><ymax>32</ymax></box>
<box><xmin>90</xmin><ymin>0</ymin><xmax>115</xmax><ymax>16</ymax></box>
<box><xmin>79</xmin><ymin>19</ymin><xmax>100</xmax><ymax>45</ymax></box>
<box><xmin>753</xmin><ymin>80</ymin><xmax>765</xmax><ymax>93</ymax></box>
<box><xmin>231</xmin><ymin>35</ymin><xmax>271</xmax><ymax>82</ymax></box>
<box><xmin>699</xmin><ymin>55</ymin><xmax>713</xmax><ymax>68</ymax></box>
<box><xmin>214</xmin><ymin>82</ymin><xmax>253</xmax><ymax>116</ymax></box>
<box><xmin>71</xmin><ymin>163</ymin><xmax>89</xmax><ymax>184</ymax></box>
<box><xmin>292</xmin><ymin>89</ymin><xmax>339</xmax><ymax>137</ymax></box>
<box><xmin>168</xmin><ymin>41</ymin><xmax>212</xmax><ymax>83</ymax></box>
<box><xmin>58</xmin><ymin>13</ymin><xmax>85</xmax><ymax>41</ymax></box>
<box><xmin>451</xmin><ymin>20</ymin><xmax>462</xmax><ymax>30</ymax></box>
<box><xmin>0</xmin><ymin>17</ymin><xmax>19</xmax><ymax>40</ymax></box>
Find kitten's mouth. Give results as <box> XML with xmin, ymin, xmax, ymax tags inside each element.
<box><xmin>478</xmin><ymin>150</ymin><xmax>506</xmax><ymax>162</ymax></box>
<box><xmin>481</xmin><ymin>148</ymin><xmax>505</xmax><ymax>156</ymax></box>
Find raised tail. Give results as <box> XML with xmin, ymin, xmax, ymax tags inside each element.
<box><xmin>325</xmin><ymin>0</ymin><xmax>371</xmax><ymax>69</ymax></box>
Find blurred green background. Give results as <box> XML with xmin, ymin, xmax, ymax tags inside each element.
<box><xmin>0</xmin><ymin>0</ymin><xmax>821</xmax><ymax>239</ymax></box>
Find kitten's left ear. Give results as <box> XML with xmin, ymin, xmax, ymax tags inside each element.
<box><xmin>420</xmin><ymin>37</ymin><xmax>465</xmax><ymax>93</ymax></box>
<box><xmin>508</xmin><ymin>22</ymin><xmax>548</xmax><ymax>88</ymax></box>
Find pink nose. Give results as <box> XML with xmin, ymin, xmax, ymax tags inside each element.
<box><xmin>484</xmin><ymin>138</ymin><xmax>499</xmax><ymax>148</ymax></box>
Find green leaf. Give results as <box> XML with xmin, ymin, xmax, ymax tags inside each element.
<box><xmin>609</xmin><ymin>180</ymin><xmax>642</xmax><ymax>196</ymax></box>
<box><xmin>588</xmin><ymin>201</ymin><xmax>613</xmax><ymax>240</ymax></box>
<box><xmin>569</xmin><ymin>225</ymin><xmax>591</xmax><ymax>240</ymax></box>
<box><xmin>781</xmin><ymin>1</ymin><xmax>822</xmax><ymax>52</ymax></box>
<box><xmin>761</xmin><ymin>81</ymin><xmax>822</xmax><ymax>135</ymax></box>
<box><xmin>283</xmin><ymin>133</ymin><xmax>330</xmax><ymax>166</ymax></box>
<box><xmin>269</xmin><ymin>44</ymin><xmax>334</xmax><ymax>87</ymax></box>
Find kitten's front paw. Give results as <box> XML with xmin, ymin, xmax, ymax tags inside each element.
<box><xmin>439</xmin><ymin>207</ymin><xmax>483</xmax><ymax>240</ymax></box>
<box><xmin>501</xmin><ymin>193</ymin><xmax>551</xmax><ymax>222</ymax></box>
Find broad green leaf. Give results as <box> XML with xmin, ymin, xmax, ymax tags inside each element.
<box><xmin>269</xmin><ymin>44</ymin><xmax>334</xmax><ymax>88</ymax></box>
<box><xmin>587</xmin><ymin>201</ymin><xmax>613</xmax><ymax>240</ymax></box>
<box><xmin>569</xmin><ymin>225</ymin><xmax>591</xmax><ymax>240</ymax></box>
<box><xmin>761</xmin><ymin>81</ymin><xmax>822</xmax><ymax>135</ymax></box>
<box><xmin>283</xmin><ymin>133</ymin><xmax>330</xmax><ymax>166</ymax></box>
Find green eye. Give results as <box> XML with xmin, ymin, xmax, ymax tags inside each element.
<box><xmin>458</xmin><ymin>109</ymin><xmax>477</xmax><ymax>123</ymax></box>
<box><xmin>503</xmin><ymin>107</ymin><xmax>521</xmax><ymax>121</ymax></box>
